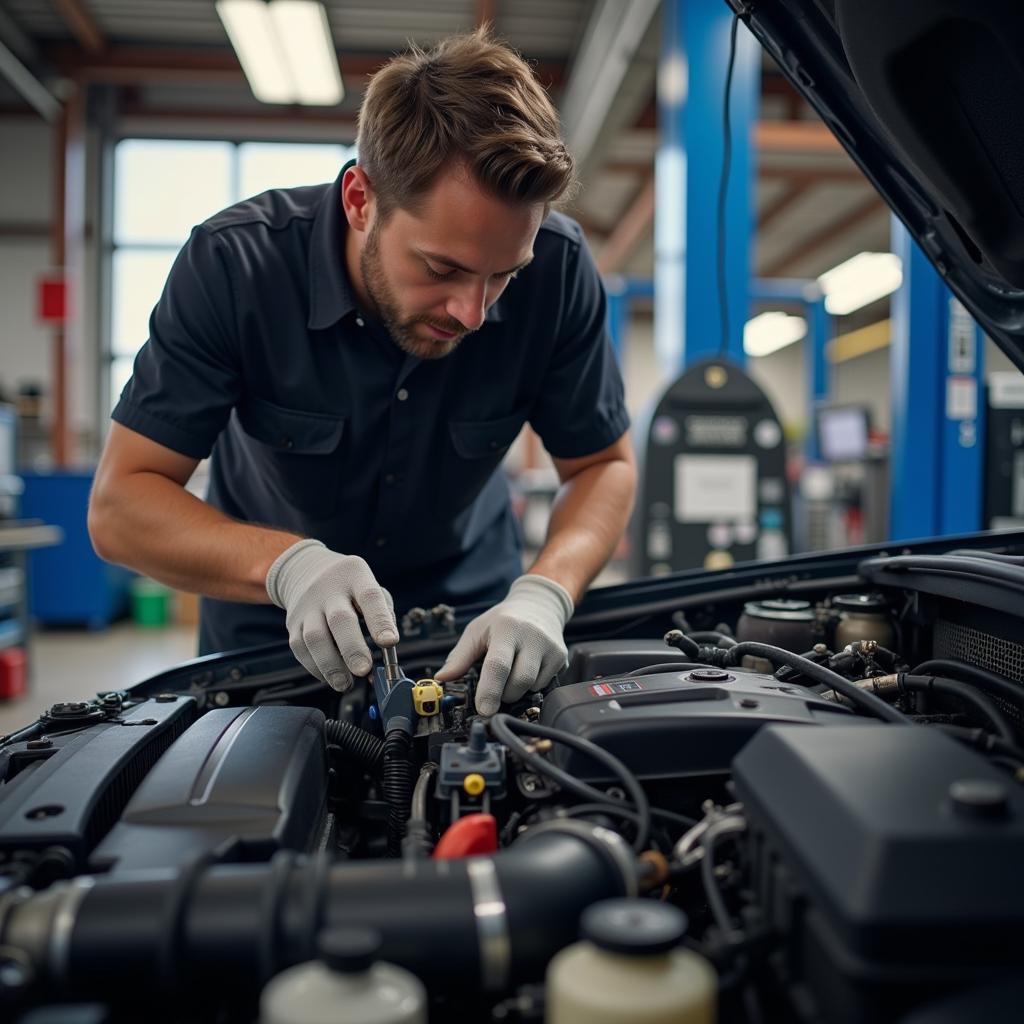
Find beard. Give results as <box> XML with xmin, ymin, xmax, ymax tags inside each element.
<box><xmin>360</xmin><ymin>223</ymin><xmax>473</xmax><ymax>360</ymax></box>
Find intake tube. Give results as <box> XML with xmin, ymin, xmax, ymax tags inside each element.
<box><xmin>0</xmin><ymin>821</ymin><xmax>636</xmax><ymax>1001</ymax></box>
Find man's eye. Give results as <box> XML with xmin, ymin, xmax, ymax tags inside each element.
<box><xmin>426</xmin><ymin>265</ymin><xmax>455</xmax><ymax>281</ymax></box>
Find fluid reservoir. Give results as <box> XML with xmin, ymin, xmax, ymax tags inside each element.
<box><xmin>832</xmin><ymin>593</ymin><xmax>895</xmax><ymax>650</ymax></box>
<box><xmin>260</xmin><ymin>927</ymin><xmax>427</xmax><ymax>1024</ymax></box>
<box><xmin>735</xmin><ymin>598</ymin><xmax>818</xmax><ymax>652</ymax></box>
<box><xmin>546</xmin><ymin>900</ymin><xmax>716</xmax><ymax>1024</ymax></box>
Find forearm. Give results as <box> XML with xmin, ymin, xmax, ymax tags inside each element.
<box><xmin>89</xmin><ymin>470</ymin><xmax>301</xmax><ymax>603</ymax></box>
<box><xmin>527</xmin><ymin>457</ymin><xmax>637</xmax><ymax>604</ymax></box>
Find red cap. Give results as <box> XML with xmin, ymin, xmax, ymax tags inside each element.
<box><xmin>433</xmin><ymin>814</ymin><xmax>498</xmax><ymax>859</ymax></box>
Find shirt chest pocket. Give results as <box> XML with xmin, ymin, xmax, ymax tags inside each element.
<box><xmin>443</xmin><ymin>406</ymin><xmax>530</xmax><ymax>512</ymax></box>
<box><xmin>237</xmin><ymin>396</ymin><xmax>347</xmax><ymax>519</ymax></box>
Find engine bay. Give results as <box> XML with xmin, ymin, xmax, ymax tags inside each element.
<box><xmin>2</xmin><ymin>537</ymin><xmax>1024</xmax><ymax>1022</ymax></box>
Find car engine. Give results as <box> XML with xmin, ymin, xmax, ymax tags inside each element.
<box><xmin>2</xmin><ymin>540</ymin><xmax>1024</xmax><ymax>1022</ymax></box>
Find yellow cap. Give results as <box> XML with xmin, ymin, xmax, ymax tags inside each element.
<box><xmin>463</xmin><ymin>773</ymin><xmax>486</xmax><ymax>797</ymax></box>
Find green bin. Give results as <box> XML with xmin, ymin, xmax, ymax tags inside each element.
<box><xmin>131</xmin><ymin>577</ymin><xmax>171</xmax><ymax>628</ymax></box>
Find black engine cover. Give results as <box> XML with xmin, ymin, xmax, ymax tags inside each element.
<box><xmin>90</xmin><ymin>705</ymin><xmax>327</xmax><ymax>873</ymax></box>
<box><xmin>733</xmin><ymin>725</ymin><xmax>1024</xmax><ymax>1023</ymax></box>
<box><xmin>541</xmin><ymin>667</ymin><xmax>852</xmax><ymax>781</ymax></box>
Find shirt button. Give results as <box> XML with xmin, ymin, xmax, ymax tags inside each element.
<box><xmin>396</xmin><ymin>388</ymin><xmax>409</xmax><ymax>402</ymax></box>
<box><xmin>375</xmin><ymin>536</ymin><xmax>388</xmax><ymax>547</ymax></box>
<box><xmin>355</xmin><ymin>316</ymin><xmax>365</xmax><ymax>327</ymax></box>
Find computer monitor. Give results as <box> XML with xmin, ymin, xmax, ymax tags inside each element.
<box><xmin>816</xmin><ymin>405</ymin><xmax>870</xmax><ymax>462</ymax></box>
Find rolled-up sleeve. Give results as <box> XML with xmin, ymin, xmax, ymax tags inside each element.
<box><xmin>112</xmin><ymin>226</ymin><xmax>240</xmax><ymax>459</ymax></box>
<box><xmin>529</xmin><ymin>235</ymin><xmax>630</xmax><ymax>459</ymax></box>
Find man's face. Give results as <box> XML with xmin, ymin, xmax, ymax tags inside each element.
<box><xmin>359</xmin><ymin>168</ymin><xmax>544</xmax><ymax>359</ymax></box>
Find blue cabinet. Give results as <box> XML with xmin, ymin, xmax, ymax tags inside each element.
<box><xmin>20</xmin><ymin>471</ymin><xmax>133</xmax><ymax>629</ymax></box>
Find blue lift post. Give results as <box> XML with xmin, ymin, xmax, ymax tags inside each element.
<box><xmin>605</xmin><ymin>276</ymin><xmax>654</xmax><ymax>364</ymax></box>
<box><xmin>654</xmin><ymin>0</ymin><xmax>759</xmax><ymax>375</ymax></box>
<box><xmin>890</xmin><ymin>217</ymin><xmax>985</xmax><ymax>540</ymax></box>
<box><xmin>749</xmin><ymin>278</ymin><xmax>831</xmax><ymax>460</ymax></box>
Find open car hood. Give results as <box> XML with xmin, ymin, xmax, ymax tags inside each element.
<box><xmin>739</xmin><ymin>0</ymin><xmax>1024</xmax><ymax>369</ymax></box>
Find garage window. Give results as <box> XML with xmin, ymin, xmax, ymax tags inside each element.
<box><xmin>107</xmin><ymin>138</ymin><xmax>353</xmax><ymax>412</ymax></box>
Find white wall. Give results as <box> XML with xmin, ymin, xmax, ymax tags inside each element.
<box><xmin>0</xmin><ymin>116</ymin><xmax>101</xmax><ymax>462</ymax></box>
<box><xmin>0</xmin><ymin>118</ymin><xmax>53</xmax><ymax>399</ymax></box>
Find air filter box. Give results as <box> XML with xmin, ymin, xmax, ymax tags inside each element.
<box><xmin>733</xmin><ymin>725</ymin><xmax>1024</xmax><ymax>1023</ymax></box>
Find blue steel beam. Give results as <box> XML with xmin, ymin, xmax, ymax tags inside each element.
<box><xmin>654</xmin><ymin>0</ymin><xmax>759</xmax><ymax>375</ymax></box>
<box><xmin>890</xmin><ymin>217</ymin><xmax>984</xmax><ymax>539</ymax></box>
<box><xmin>806</xmin><ymin>297</ymin><xmax>829</xmax><ymax>461</ymax></box>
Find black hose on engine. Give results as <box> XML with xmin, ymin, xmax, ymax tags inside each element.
<box><xmin>382</xmin><ymin>728</ymin><xmax>414</xmax><ymax>856</ymax></box>
<box><xmin>724</xmin><ymin>640</ymin><xmax>910</xmax><ymax>723</ymax></box>
<box><xmin>324</xmin><ymin>719</ymin><xmax>384</xmax><ymax>774</ymax></box>
<box><xmin>0</xmin><ymin>822</ymin><xmax>637</xmax><ymax>1001</ymax></box>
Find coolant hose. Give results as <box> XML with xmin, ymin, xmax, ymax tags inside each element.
<box><xmin>324</xmin><ymin>719</ymin><xmax>384</xmax><ymax>774</ymax></box>
<box><xmin>0</xmin><ymin>821</ymin><xmax>637</xmax><ymax>999</ymax></box>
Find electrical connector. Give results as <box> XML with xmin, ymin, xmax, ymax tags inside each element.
<box><xmin>413</xmin><ymin>680</ymin><xmax>445</xmax><ymax>717</ymax></box>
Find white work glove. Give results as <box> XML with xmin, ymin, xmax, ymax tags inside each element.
<box><xmin>435</xmin><ymin>574</ymin><xmax>573</xmax><ymax>716</ymax></box>
<box><xmin>266</xmin><ymin>538</ymin><xmax>398</xmax><ymax>692</ymax></box>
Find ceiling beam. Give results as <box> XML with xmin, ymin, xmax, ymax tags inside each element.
<box><xmin>0</xmin><ymin>4</ymin><xmax>38</xmax><ymax>65</ymax></box>
<box><xmin>762</xmin><ymin>194</ymin><xmax>886</xmax><ymax>277</ymax></box>
<box><xmin>760</xmin><ymin>166</ymin><xmax>862</xmax><ymax>183</ymax></box>
<box><xmin>43</xmin><ymin>44</ymin><xmax>565</xmax><ymax>89</ymax></box>
<box><xmin>117</xmin><ymin>101</ymin><xmax>357</xmax><ymax>131</ymax></box>
<box><xmin>602</xmin><ymin>161</ymin><xmax>864</xmax><ymax>182</ymax></box>
<box><xmin>755</xmin><ymin>120</ymin><xmax>842</xmax><ymax>154</ymax></box>
<box><xmin>0</xmin><ymin>39</ymin><xmax>60</xmax><ymax>121</ymax></box>
<box><xmin>560</xmin><ymin>0</ymin><xmax>660</xmax><ymax>166</ymax></box>
<box><xmin>758</xmin><ymin>181</ymin><xmax>810</xmax><ymax>231</ymax></box>
<box><xmin>53</xmin><ymin>0</ymin><xmax>105</xmax><ymax>54</ymax></box>
<box><xmin>596</xmin><ymin>171</ymin><xmax>655</xmax><ymax>274</ymax></box>
<box><xmin>475</xmin><ymin>0</ymin><xmax>498</xmax><ymax>29</ymax></box>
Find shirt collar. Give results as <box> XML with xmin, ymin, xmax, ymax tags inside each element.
<box><xmin>307</xmin><ymin>166</ymin><xmax>358</xmax><ymax>331</ymax></box>
<box><xmin>307</xmin><ymin>160</ymin><xmax>507</xmax><ymax>329</ymax></box>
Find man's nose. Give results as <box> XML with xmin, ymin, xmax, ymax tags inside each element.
<box><xmin>446</xmin><ymin>280</ymin><xmax>487</xmax><ymax>331</ymax></box>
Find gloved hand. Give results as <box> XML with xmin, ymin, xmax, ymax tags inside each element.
<box><xmin>435</xmin><ymin>574</ymin><xmax>574</xmax><ymax>716</ymax></box>
<box><xmin>266</xmin><ymin>538</ymin><xmax>398</xmax><ymax>692</ymax></box>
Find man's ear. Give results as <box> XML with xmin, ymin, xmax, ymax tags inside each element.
<box><xmin>341</xmin><ymin>165</ymin><xmax>376</xmax><ymax>233</ymax></box>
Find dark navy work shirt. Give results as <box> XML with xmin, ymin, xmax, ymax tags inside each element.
<box><xmin>112</xmin><ymin>173</ymin><xmax>629</xmax><ymax>655</ymax></box>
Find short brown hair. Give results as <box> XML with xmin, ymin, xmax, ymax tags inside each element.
<box><xmin>356</xmin><ymin>28</ymin><xmax>575</xmax><ymax>216</ymax></box>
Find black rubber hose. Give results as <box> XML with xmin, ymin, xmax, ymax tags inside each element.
<box><xmin>489</xmin><ymin>714</ymin><xmax>651</xmax><ymax>851</ymax></box>
<box><xmin>911</xmin><ymin>660</ymin><xmax>1024</xmax><ymax>711</ymax></box>
<box><xmin>402</xmin><ymin>763</ymin><xmax>437</xmax><ymax>860</ymax></box>
<box><xmin>900</xmin><ymin>675</ymin><xmax>1016</xmax><ymax>745</ymax></box>
<box><xmin>935</xmin><ymin>724</ymin><xmax>1024</xmax><ymax>764</ymax></box>
<box><xmin>663</xmin><ymin>629</ymin><xmax>701</xmax><ymax>658</ymax></box>
<box><xmin>382</xmin><ymin>728</ymin><xmax>413</xmax><ymax>856</ymax></box>
<box><xmin>688</xmin><ymin>631</ymin><xmax>738</xmax><ymax>648</ymax></box>
<box><xmin>725</xmin><ymin>641</ymin><xmax>910</xmax><ymax>724</ymax></box>
<box><xmin>5</xmin><ymin>826</ymin><xmax>635</xmax><ymax>998</ymax></box>
<box><xmin>324</xmin><ymin>720</ymin><xmax>384</xmax><ymax>774</ymax></box>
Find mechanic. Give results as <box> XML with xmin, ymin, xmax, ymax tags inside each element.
<box><xmin>88</xmin><ymin>29</ymin><xmax>637</xmax><ymax>716</ymax></box>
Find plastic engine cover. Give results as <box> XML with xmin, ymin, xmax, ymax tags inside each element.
<box><xmin>732</xmin><ymin>725</ymin><xmax>1024</xmax><ymax>1022</ymax></box>
<box><xmin>90</xmin><ymin>705</ymin><xmax>327</xmax><ymax>873</ymax></box>
<box><xmin>540</xmin><ymin>667</ymin><xmax>852</xmax><ymax>781</ymax></box>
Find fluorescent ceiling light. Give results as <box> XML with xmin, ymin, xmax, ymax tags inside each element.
<box><xmin>744</xmin><ymin>311</ymin><xmax>807</xmax><ymax>358</ymax></box>
<box><xmin>216</xmin><ymin>0</ymin><xmax>344</xmax><ymax>107</ymax></box>
<box><xmin>817</xmin><ymin>251</ymin><xmax>902</xmax><ymax>316</ymax></box>
<box><xmin>271</xmin><ymin>1</ymin><xmax>343</xmax><ymax>105</ymax></box>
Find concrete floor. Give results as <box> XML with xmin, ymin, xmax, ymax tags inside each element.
<box><xmin>0</xmin><ymin>623</ymin><xmax>199</xmax><ymax>734</ymax></box>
